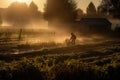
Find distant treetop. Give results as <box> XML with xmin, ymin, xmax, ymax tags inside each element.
<box><xmin>98</xmin><ymin>0</ymin><xmax>120</xmax><ymax>19</ymax></box>
<box><xmin>86</xmin><ymin>2</ymin><xmax>97</xmax><ymax>16</ymax></box>
<box><xmin>44</xmin><ymin>0</ymin><xmax>77</xmax><ymax>23</ymax></box>
<box><xmin>29</xmin><ymin>1</ymin><xmax>38</xmax><ymax>11</ymax></box>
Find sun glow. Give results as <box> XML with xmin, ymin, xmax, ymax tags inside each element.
<box><xmin>15</xmin><ymin>0</ymin><xmax>30</xmax><ymax>3</ymax></box>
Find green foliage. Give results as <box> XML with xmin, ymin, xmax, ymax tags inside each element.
<box><xmin>0</xmin><ymin>58</ymin><xmax>44</xmax><ymax>80</ymax></box>
<box><xmin>1</xmin><ymin>51</ymin><xmax>120</xmax><ymax>80</ymax></box>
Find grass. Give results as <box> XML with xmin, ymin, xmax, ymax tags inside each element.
<box><xmin>0</xmin><ymin>40</ymin><xmax>120</xmax><ymax>80</ymax></box>
<box><xmin>0</xmin><ymin>52</ymin><xmax>120</xmax><ymax>80</ymax></box>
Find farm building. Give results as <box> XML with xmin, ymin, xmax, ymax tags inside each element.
<box><xmin>73</xmin><ymin>18</ymin><xmax>112</xmax><ymax>34</ymax></box>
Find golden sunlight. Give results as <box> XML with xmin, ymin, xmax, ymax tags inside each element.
<box><xmin>15</xmin><ymin>0</ymin><xmax>30</xmax><ymax>3</ymax></box>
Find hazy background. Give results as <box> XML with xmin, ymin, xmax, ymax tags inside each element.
<box><xmin>0</xmin><ymin>0</ymin><xmax>101</xmax><ymax>12</ymax></box>
<box><xmin>0</xmin><ymin>0</ymin><xmax>120</xmax><ymax>44</ymax></box>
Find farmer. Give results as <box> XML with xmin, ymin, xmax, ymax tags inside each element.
<box><xmin>70</xmin><ymin>33</ymin><xmax>76</xmax><ymax>45</ymax></box>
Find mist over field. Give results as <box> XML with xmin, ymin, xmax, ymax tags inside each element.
<box><xmin>0</xmin><ymin>0</ymin><xmax>120</xmax><ymax>80</ymax></box>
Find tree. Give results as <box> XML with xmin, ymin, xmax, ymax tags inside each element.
<box><xmin>44</xmin><ymin>0</ymin><xmax>77</xmax><ymax>23</ymax></box>
<box><xmin>98</xmin><ymin>0</ymin><xmax>120</xmax><ymax>18</ymax></box>
<box><xmin>29</xmin><ymin>1</ymin><xmax>42</xmax><ymax>20</ymax></box>
<box><xmin>110</xmin><ymin>0</ymin><xmax>120</xmax><ymax>18</ymax></box>
<box><xmin>29</xmin><ymin>1</ymin><xmax>38</xmax><ymax>11</ymax></box>
<box><xmin>86</xmin><ymin>2</ymin><xmax>97</xmax><ymax>16</ymax></box>
<box><xmin>5</xmin><ymin>2</ymin><xmax>30</xmax><ymax>27</ymax></box>
<box><xmin>110</xmin><ymin>0</ymin><xmax>120</xmax><ymax>10</ymax></box>
<box><xmin>98</xmin><ymin>0</ymin><xmax>112</xmax><ymax>14</ymax></box>
<box><xmin>76</xmin><ymin>8</ymin><xmax>84</xmax><ymax>19</ymax></box>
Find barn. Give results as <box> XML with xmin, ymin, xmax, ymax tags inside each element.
<box><xmin>74</xmin><ymin>18</ymin><xmax>112</xmax><ymax>34</ymax></box>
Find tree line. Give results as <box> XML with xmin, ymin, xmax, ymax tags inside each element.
<box><xmin>0</xmin><ymin>1</ymin><xmax>42</xmax><ymax>27</ymax></box>
<box><xmin>0</xmin><ymin>0</ymin><xmax>120</xmax><ymax>27</ymax></box>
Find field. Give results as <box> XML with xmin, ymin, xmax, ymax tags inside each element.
<box><xmin>0</xmin><ymin>28</ymin><xmax>61</xmax><ymax>54</ymax></box>
<box><xmin>0</xmin><ymin>40</ymin><xmax>120</xmax><ymax>80</ymax></box>
<box><xmin>1</xmin><ymin>0</ymin><xmax>120</xmax><ymax>79</ymax></box>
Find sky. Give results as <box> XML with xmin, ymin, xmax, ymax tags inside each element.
<box><xmin>0</xmin><ymin>0</ymin><xmax>102</xmax><ymax>12</ymax></box>
<box><xmin>76</xmin><ymin>0</ymin><xmax>102</xmax><ymax>12</ymax></box>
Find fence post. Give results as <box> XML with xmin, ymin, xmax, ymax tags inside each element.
<box><xmin>18</xmin><ymin>28</ymin><xmax>22</xmax><ymax>41</ymax></box>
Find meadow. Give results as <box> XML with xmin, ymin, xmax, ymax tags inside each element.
<box><xmin>0</xmin><ymin>40</ymin><xmax>120</xmax><ymax>80</ymax></box>
<box><xmin>0</xmin><ymin>28</ymin><xmax>60</xmax><ymax>54</ymax></box>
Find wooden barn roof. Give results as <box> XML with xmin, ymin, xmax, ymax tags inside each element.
<box><xmin>77</xmin><ymin>18</ymin><xmax>112</xmax><ymax>26</ymax></box>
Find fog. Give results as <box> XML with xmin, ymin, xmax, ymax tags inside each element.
<box><xmin>1</xmin><ymin>17</ymin><xmax>120</xmax><ymax>55</ymax></box>
<box><xmin>110</xmin><ymin>19</ymin><xmax>120</xmax><ymax>30</ymax></box>
<box><xmin>1</xmin><ymin>1</ymin><xmax>120</xmax><ymax>46</ymax></box>
<box><xmin>0</xmin><ymin>19</ymin><xmax>112</xmax><ymax>45</ymax></box>
<box><xmin>1</xmin><ymin>14</ymin><xmax>120</xmax><ymax>46</ymax></box>
<box><xmin>0</xmin><ymin>20</ymin><xmax>69</xmax><ymax>44</ymax></box>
